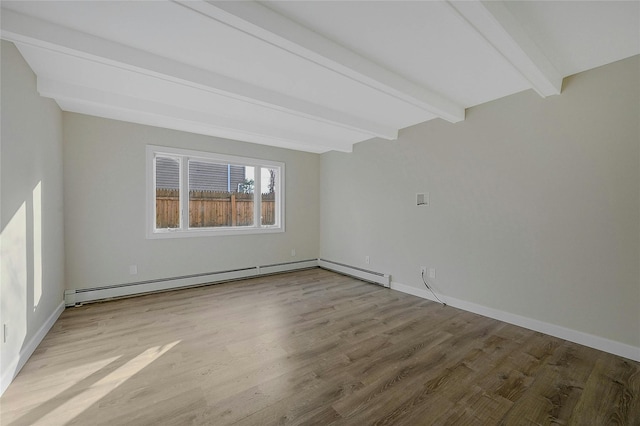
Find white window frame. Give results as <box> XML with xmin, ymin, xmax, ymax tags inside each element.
<box><xmin>146</xmin><ymin>145</ymin><xmax>285</xmax><ymax>239</ymax></box>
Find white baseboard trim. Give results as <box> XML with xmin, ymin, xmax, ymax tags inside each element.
<box><xmin>318</xmin><ymin>259</ymin><xmax>390</xmax><ymax>287</ymax></box>
<box><xmin>0</xmin><ymin>300</ymin><xmax>65</xmax><ymax>396</ymax></box>
<box><xmin>65</xmin><ymin>259</ymin><xmax>319</xmax><ymax>306</ymax></box>
<box><xmin>391</xmin><ymin>281</ymin><xmax>640</xmax><ymax>362</ymax></box>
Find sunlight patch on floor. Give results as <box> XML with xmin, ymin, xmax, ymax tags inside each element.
<box><xmin>31</xmin><ymin>341</ymin><xmax>180</xmax><ymax>426</ymax></box>
<box><xmin>8</xmin><ymin>356</ymin><xmax>121</xmax><ymax>413</ymax></box>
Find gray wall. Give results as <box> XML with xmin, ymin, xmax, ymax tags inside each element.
<box><xmin>63</xmin><ymin>113</ymin><xmax>320</xmax><ymax>290</ymax></box>
<box><xmin>1</xmin><ymin>41</ymin><xmax>65</xmax><ymax>383</ymax></box>
<box><xmin>320</xmin><ymin>56</ymin><xmax>640</xmax><ymax>348</ymax></box>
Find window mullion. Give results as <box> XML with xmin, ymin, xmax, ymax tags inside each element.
<box><xmin>181</xmin><ymin>156</ymin><xmax>189</xmax><ymax>230</ymax></box>
<box><xmin>152</xmin><ymin>154</ymin><xmax>158</xmax><ymax>231</ymax></box>
<box><xmin>274</xmin><ymin>169</ymin><xmax>280</xmax><ymax>227</ymax></box>
<box><xmin>254</xmin><ymin>166</ymin><xmax>261</xmax><ymax>228</ymax></box>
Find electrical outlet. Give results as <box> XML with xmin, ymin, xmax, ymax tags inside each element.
<box><xmin>420</xmin><ymin>266</ymin><xmax>427</xmax><ymax>276</ymax></box>
<box><xmin>291</xmin><ymin>249</ymin><xmax>296</xmax><ymax>257</ymax></box>
<box><xmin>129</xmin><ymin>265</ymin><xmax>138</xmax><ymax>275</ymax></box>
<box><xmin>428</xmin><ymin>268</ymin><xmax>436</xmax><ymax>279</ymax></box>
<box><xmin>365</xmin><ymin>256</ymin><xmax>370</xmax><ymax>265</ymax></box>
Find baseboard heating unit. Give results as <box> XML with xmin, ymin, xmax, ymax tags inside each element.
<box><xmin>318</xmin><ymin>258</ymin><xmax>391</xmax><ymax>288</ymax></box>
<box><xmin>64</xmin><ymin>259</ymin><xmax>318</xmax><ymax>306</ymax></box>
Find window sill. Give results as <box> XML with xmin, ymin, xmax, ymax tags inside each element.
<box><xmin>147</xmin><ymin>226</ymin><xmax>284</xmax><ymax>239</ymax></box>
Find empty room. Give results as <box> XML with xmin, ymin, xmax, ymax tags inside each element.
<box><xmin>1</xmin><ymin>1</ymin><xmax>639</xmax><ymax>424</ymax></box>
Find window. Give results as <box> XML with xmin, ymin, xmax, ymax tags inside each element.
<box><xmin>147</xmin><ymin>145</ymin><xmax>284</xmax><ymax>238</ymax></box>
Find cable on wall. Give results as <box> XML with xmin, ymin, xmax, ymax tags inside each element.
<box><xmin>421</xmin><ymin>271</ymin><xmax>446</xmax><ymax>307</ymax></box>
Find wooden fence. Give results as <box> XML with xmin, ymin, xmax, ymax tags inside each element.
<box><xmin>156</xmin><ymin>189</ymin><xmax>275</xmax><ymax>228</ymax></box>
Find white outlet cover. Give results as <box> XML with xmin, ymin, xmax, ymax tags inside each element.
<box><xmin>428</xmin><ymin>268</ymin><xmax>436</xmax><ymax>279</ymax></box>
<box><xmin>129</xmin><ymin>265</ymin><xmax>138</xmax><ymax>275</ymax></box>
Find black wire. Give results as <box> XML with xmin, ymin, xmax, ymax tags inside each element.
<box><xmin>421</xmin><ymin>271</ymin><xmax>446</xmax><ymax>306</ymax></box>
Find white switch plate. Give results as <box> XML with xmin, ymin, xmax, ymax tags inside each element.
<box><xmin>129</xmin><ymin>265</ymin><xmax>138</xmax><ymax>275</ymax></box>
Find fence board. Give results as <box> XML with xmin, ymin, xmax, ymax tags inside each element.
<box><xmin>156</xmin><ymin>189</ymin><xmax>275</xmax><ymax>228</ymax></box>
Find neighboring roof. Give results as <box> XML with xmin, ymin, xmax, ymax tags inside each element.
<box><xmin>156</xmin><ymin>157</ymin><xmax>245</xmax><ymax>192</ymax></box>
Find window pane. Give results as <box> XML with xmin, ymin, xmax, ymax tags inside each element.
<box><xmin>155</xmin><ymin>156</ymin><xmax>180</xmax><ymax>229</ymax></box>
<box><xmin>261</xmin><ymin>168</ymin><xmax>277</xmax><ymax>226</ymax></box>
<box><xmin>188</xmin><ymin>160</ymin><xmax>254</xmax><ymax>228</ymax></box>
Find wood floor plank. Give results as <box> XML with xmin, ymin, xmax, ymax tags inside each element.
<box><xmin>1</xmin><ymin>268</ymin><xmax>638</xmax><ymax>426</ymax></box>
<box><xmin>569</xmin><ymin>354</ymin><xmax>640</xmax><ymax>425</ymax></box>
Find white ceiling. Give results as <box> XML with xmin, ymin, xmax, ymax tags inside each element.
<box><xmin>2</xmin><ymin>1</ymin><xmax>638</xmax><ymax>153</ymax></box>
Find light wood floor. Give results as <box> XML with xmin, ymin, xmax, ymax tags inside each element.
<box><xmin>1</xmin><ymin>268</ymin><xmax>638</xmax><ymax>425</ymax></box>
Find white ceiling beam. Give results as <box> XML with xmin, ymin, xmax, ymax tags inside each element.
<box><xmin>174</xmin><ymin>0</ymin><xmax>465</xmax><ymax>123</ymax></box>
<box><xmin>0</xmin><ymin>9</ymin><xmax>395</xmax><ymax>141</ymax></box>
<box><xmin>37</xmin><ymin>78</ymin><xmax>353</xmax><ymax>153</ymax></box>
<box><xmin>448</xmin><ymin>1</ymin><xmax>562</xmax><ymax>97</ymax></box>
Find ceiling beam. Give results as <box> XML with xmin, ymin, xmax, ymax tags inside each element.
<box><xmin>38</xmin><ymin>78</ymin><xmax>354</xmax><ymax>153</ymax></box>
<box><xmin>447</xmin><ymin>1</ymin><xmax>562</xmax><ymax>98</ymax></box>
<box><xmin>174</xmin><ymin>0</ymin><xmax>465</xmax><ymax>123</ymax></box>
<box><xmin>1</xmin><ymin>8</ymin><xmax>395</xmax><ymax>142</ymax></box>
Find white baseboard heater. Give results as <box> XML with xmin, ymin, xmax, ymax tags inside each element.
<box><xmin>64</xmin><ymin>259</ymin><xmax>318</xmax><ymax>306</ymax></box>
<box><xmin>318</xmin><ymin>258</ymin><xmax>390</xmax><ymax>288</ymax></box>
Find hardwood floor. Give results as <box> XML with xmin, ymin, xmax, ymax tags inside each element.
<box><xmin>1</xmin><ymin>268</ymin><xmax>638</xmax><ymax>425</ymax></box>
